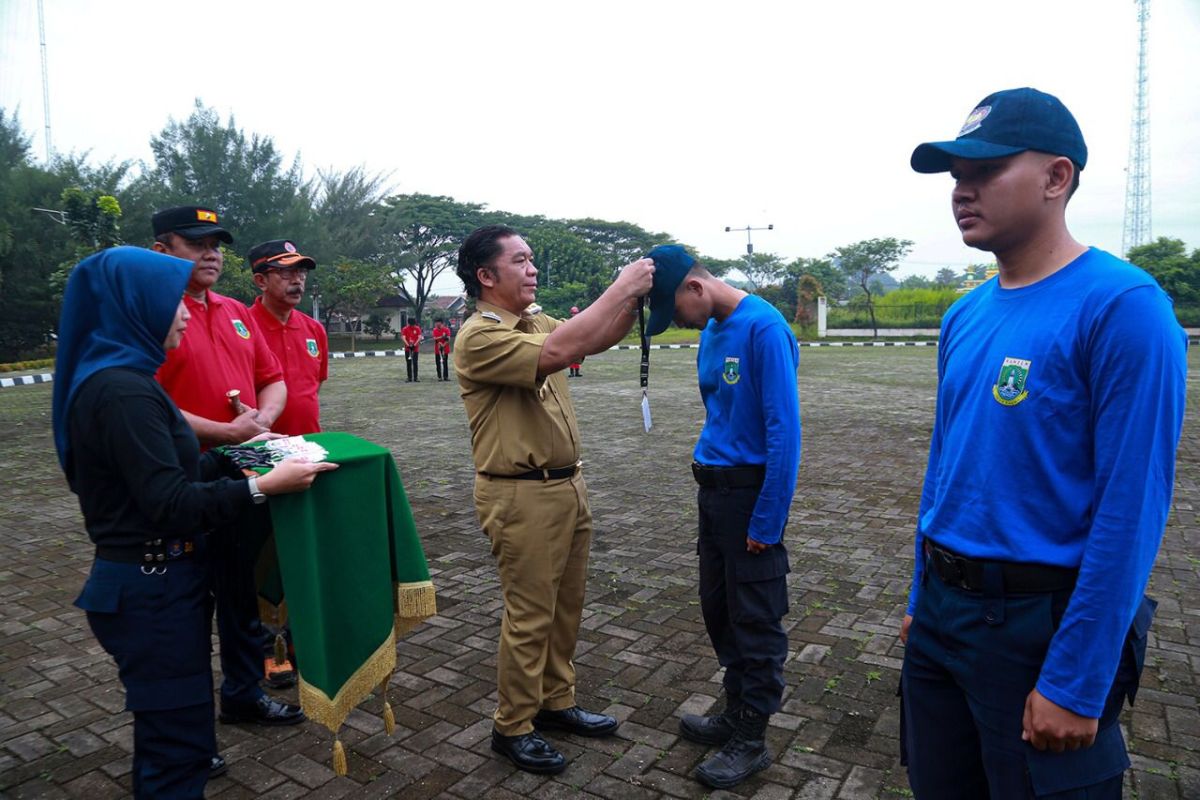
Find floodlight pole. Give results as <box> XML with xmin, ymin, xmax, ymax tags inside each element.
<box><xmin>724</xmin><ymin>224</ymin><xmax>774</xmax><ymax>284</ymax></box>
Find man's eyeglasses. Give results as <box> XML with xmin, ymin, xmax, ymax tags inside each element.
<box><xmin>267</xmin><ymin>267</ymin><xmax>309</xmax><ymax>280</ymax></box>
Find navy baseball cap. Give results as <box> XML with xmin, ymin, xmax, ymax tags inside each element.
<box><xmin>644</xmin><ymin>244</ymin><xmax>696</xmax><ymax>337</ymax></box>
<box><xmin>151</xmin><ymin>205</ymin><xmax>234</xmax><ymax>243</ymax></box>
<box><xmin>248</xmin><ymin>239</ymin><xmax>317</xmax><ymax>273</ymax></box>
<box><xmin>911</xmin><ymin>87</ymin><xmax>1087</xmax><ymax>174</ymax></box>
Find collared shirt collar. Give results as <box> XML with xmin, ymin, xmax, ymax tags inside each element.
<box><xmin>252</xmin><ymin>296</ymin><xmax>296</xmax><ymax>329</ymax></box>
<box><xmin>475</xmin><ymin>301</ymin><xmax>522</xmax><ymax>329</ymax></box>
<box><xmin>184</xmin><ymin>289</ymin><xmax>229</xmax><ymax>309</ymax></box>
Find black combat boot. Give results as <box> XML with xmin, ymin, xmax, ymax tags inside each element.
<box><xmin>679</xmin><ymin>695</ymin><xmax>738</xmax><ymax>745</ymax></box>
<box><xmin>694</xmin><ymin>705</ymin><xmax>771</xmax><ymax>789</ymax></box>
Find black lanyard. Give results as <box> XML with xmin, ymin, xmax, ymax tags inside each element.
<box><xmin>638</xmin><ymin>297</ymin><xmax>649</xmax><ymax>390</ymax></box>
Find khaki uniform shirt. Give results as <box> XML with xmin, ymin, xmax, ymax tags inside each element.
<box><xmin>453</xmin><ymin>301</ymin><xmax>581</xmax><ymax>475</ymax></box>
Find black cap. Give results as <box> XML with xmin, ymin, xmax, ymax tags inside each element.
<box><xmin>644</xmin><ymin>244</ymin><xmax>696</xmax><ymax>337</ymax></box>
<box><xmin>151</xmin><ymin>205</ymin><xmax>233</xmax><ymax>244</ymax></box>
<box><xmin>247</xmin><ymin>239</ymin><xmax>317</xmax><ymax>273</ymax></box>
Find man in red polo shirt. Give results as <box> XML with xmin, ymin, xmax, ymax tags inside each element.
<box><xmin>401</xmin><ymin>318</ymin><xmax>423</xmax><ymax>382</ymax></box>
<box><xmin>246</xmin><ymin>238</ymin><xmax>328</xmax><ymax>696</ymax></box>
<box><xmin>152</xmin><ymin>208</ymin><xmax>286</xmax><ymax>446</ymax></box>
<box><xmin>151</xmin><ymin>206</ymin><xmax>304</xmax><ymax>733</ymax></box>
<box><xmin>432</xmin><ymin>317</ymin><xmax>452</xmax><ymax>381</ymax></box>
<box><xmin>247</xmin><ymin>239</ymin><xmax>328</xmax><ymax>435</ymax></box>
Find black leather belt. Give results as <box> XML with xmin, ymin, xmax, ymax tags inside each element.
<box><xmin>483</xmin><ymin>463</ymin><xmax>579</xmax><ymax>481</ymax></box>
<box><xmin>96</xmin><ymin>538</ymin><xmax>199</xmax><ymax>565</ymax></box>
<box><xmin>691</xmin><ymin>462</ymin><xmax>766</xmax><ymax>489</ymax></box>
<box><xmin>925</xmin><ymin>540</ymin><xmax>1077</xmax><ymax>594</ymax></box>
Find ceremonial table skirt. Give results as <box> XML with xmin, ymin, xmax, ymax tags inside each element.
<box><xmin>264</xmin><ymin>432</ymin><xmax>436</xmax><ymax>771</ymax></box>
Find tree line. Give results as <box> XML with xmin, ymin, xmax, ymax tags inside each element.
<box><xmin>3</xmin><ymin>100</ymin><xmax>1197</xmax><ymax>362</ymax></box>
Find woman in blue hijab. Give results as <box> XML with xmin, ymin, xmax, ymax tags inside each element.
<box><xmin>53</xmin><ymin>247</ymin><xmax>335</xmax><ymax>799</ymax></box>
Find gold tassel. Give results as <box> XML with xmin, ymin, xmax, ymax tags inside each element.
<box><xmin>332</xmin><ymin>737</ymin><xmax>347</xmax><ymax>776</ymax></box>
<box><xmin>382</xmin><ymin>700</ymin><xmax>395</xmax><ymax>735</ymax></box>
<box><xmin>395</xmin><ymin>581</ymin><xmax>438</xmax><ymax>620</ymax></box>
<box><xmin>378</xmin><ymin>674</ymin><xmax>395</xmax><ymax>735</ymax></box>
<box><xmin>273</xmin><ymin>633</ymin><xmax>287</xmax><ymax>666</ymax></box>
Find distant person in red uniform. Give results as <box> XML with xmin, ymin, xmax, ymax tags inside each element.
<box><xmin>432</xmin><ymin>318</ymin><xmax>452</xmax><ymax>381</ymax></box>
<box><xmin>247</xmin><ymin>240</ymin><xmax>328</xmax><ymax>435</ymax></box>
<box><xmin>568</xmin><ymin>306</ymin><xmax>583</xmax><ymax>377</ymax></box>
<box><xmin>151</xmin><ymin>206</ymin><xmax>304</xmax><ymax>740</ymax></box>
<box><xmin>401</xmin><ymin>319</ymin><xmax>423</xmax><ymax>382</ymax></box>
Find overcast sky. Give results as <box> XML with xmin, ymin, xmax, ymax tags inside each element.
<box><xmin>2</xmin><ymin>0</ymin><xmax>1198</xmax><ymax>286</ymax></box>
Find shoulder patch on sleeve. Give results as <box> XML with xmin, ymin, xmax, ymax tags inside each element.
<box><xmin>481</xmin><ymin>311</ymin><xmax>502</xmax><ymax>322</ymax></box>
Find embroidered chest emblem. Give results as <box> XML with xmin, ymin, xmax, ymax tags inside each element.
<box><xmin>231</xmin><ymin>319</ymin><xmax>251</xmax><ymax>339</ymax></box>
<box><xmin>993</xmin><ymin>357</ymin><xmax>1031</xmax><ymax>406</ymax></box>
<box><xmin>306</xmin><ymin>338</ymin><xmax>320</xmax><ymax>358</ymax></box>
<box><xmin>723</xmin><ymin>356</ymin><xmax>741</xmax><ymax>385</ymax></box>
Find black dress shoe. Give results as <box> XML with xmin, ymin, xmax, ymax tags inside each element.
<box><xmin>533</xmin><ymin>706</ymin><xmax>619</xmax><ymax>737</ymax></box>
<box><xmin>490</xmin><ymin>729</ymin><xmax>567</xmax><ymax>774</ymax></box>
<box><xmin>210</xmin><ymin>755</ymin><xmax>228</xmax><ymax>778</ymax></box>
<box><xmin>218</xmin><ymin>695</ymin><xmax>305</xmax><ymax>726</ymax></box>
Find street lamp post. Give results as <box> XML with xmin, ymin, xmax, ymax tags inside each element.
<box><xmin>724</xmin><ymin>224</ymin><xmax>774</xmax><ymax>285</ymax></box>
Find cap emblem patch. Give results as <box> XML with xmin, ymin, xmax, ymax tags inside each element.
<box><xmin>958</xmin><ymin>105</ymin><xmax>991</xmax><ymax>137</ymax></box>
<box><xmin>284</xmin><ymin>241</ymin><xmax>297</xmax><ymax>253</ymax></box>
<box><xmin>196</xmin><ymin>209</ymin><xmax>218</xmax><ymax>223</ymax></box>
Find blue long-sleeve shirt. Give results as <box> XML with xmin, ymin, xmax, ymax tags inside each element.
<box><xmin>909</xmin><ymin>247</ymin><xmax>1187</xmax><ymax>717</ymax></box>
<box><xmin>695</xmin><ymin>294</ymin><xmax>802</xmax><ymax>544</ymax></box>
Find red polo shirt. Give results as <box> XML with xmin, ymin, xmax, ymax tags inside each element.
<box><xmin>156</xmin><ymin>290</ymin><xmax>284</xmax><ymax>428</ymax></box>
<box><xmin>401</xmin><ymin>324</ymin><xmax>422</xmax><ymax>348</ymax></box>
<box><xmin>432</xmin><ymin>323</ymin><xmax>452</xmax><ymax>354</ymax></box>
<box><xmin>249</xmin><ymin>298</ymin><xmax>328</xmax><ymax>435</ymax></box>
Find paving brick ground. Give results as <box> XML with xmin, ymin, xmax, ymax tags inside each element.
<box><xmin>2</xmin><ymin>346</ymin><xmax>1197</xmax><ymax>799</ymax></box>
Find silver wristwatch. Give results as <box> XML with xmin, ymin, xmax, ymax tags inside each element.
<box><xmin>247</xmin><ymin>476</ymin><xmax>267</xmax><ymax>505</ymax></box>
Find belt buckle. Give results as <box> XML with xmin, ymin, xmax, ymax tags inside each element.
<box><xmin>957</xmin><ymin>559</ymin><xmax>976</xmax><ymax>592</ymax></box>
<box><xmin>935</xmin><ymin>548</ymin><xmax>969</xmax><ymax>590</ymax></box>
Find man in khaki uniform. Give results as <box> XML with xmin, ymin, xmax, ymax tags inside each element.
<box><xmin>454</xmin><ymin>224</ymin><xmax>654</xmax><ymax>775</ymax></box>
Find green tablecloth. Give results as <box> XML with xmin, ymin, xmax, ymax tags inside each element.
<box><xmin>264</xmin><ymin>432</ymin><xmax>435</xmax><ymax>768</ymax></box>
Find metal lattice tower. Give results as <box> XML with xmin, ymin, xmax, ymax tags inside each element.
<box><xmin>1122</xmin><ymin>0</ymin><xmax>1151</xmax><ymax>256</ymax></box>
<box><xmin>38</xmin><ymin>0</ymin><xmax>52</xmax><ymax>161</ymax></box>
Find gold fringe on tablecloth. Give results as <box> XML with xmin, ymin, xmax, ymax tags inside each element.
<box><xmin>394</xmin><ymin>580</ymin><xmax>437</xmax><ymax>637</ymax></box>
<box><xmin>299</xmin><ymin>631</ymin><xmax>397</xmax><ymax>735</ymax></box>
<box><xmin>301</xmin><ymin>580</ymin><xmax>437</xmax><ymax>775</ymax></box>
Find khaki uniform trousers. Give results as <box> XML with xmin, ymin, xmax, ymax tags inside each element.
<box><xmin>474</xmin><ymin>471</ymin><xmax>592</xmax><ymax>736</ymax></box>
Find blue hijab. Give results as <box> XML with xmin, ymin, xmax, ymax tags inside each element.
<box><xmin>51</xmin><ymin>246</ymin><xmax>193</xmax><ymax>472</ymax></box>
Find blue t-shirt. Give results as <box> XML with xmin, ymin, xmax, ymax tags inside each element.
<box><xmin>910</xmin><ymin>247</ymin><xmax>1188</xmax><ymax>717</ymax></box>
<box><xmin>695</xmin><ymin>294</ymin><xmax>802</xmax><ymax>544</ymax></box>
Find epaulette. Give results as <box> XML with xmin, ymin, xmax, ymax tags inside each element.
<box><xmin>480</xmin><ymin>311</ymin><xmax>502</xmax><ymax>322</ymax></box>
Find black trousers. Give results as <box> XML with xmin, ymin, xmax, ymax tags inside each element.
<box><xmin>405</xmin><ymin>347</ymin><xmax>420</xmax><ymax>381</ymax></box>
<box><xmin>436</xmin><ymin>351</ymin><xmax>449</xmax><ymax>379</ymax></box>
<box><xmin>212</xmin><ymin>508</ymin><xmax>271</xmax><ymax>705</ymax></box>
<box><xmin>901</xmin><ymin>553</ymin><xmax>1152</xmax><ymax>798</ymax></box>
<box><xmin>77</xmin><ymin>557</ymin><xmax>215</xmax><ymax>799</ymax></box>
<box><xmin>697</xmin><ymin>484</ymin><xmax>790</xmax><ymax>715</ymax></box>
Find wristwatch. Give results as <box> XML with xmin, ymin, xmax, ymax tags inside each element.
<box><xmin>247</xmin><ymin>476</ymin><xmax>267</xmax><ymax>505</ymax></box>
